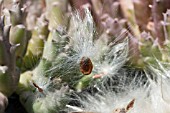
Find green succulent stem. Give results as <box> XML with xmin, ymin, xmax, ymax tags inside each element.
<box><xmin>46</xmin><ymin>0</ymin><xmax>68</xmax><ymax>30</ymax></box>
<box><xmin>0</xmin><ymin>15</ymin><xmax>20</xmax><ymax>113</ymax></box>
<box><xmin>76</xmin><ymin>74</ymin><xmax>93</xmax><ymax>92</ymax></box>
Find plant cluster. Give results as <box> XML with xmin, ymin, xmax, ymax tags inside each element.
<box><xmin>0</xmin><ymin>0</ymin><xmax>170</xmax><ymax>113</ymax></box>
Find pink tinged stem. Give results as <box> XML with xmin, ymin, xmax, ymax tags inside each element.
<box><xmin>152</xmin><ymin>0</ymin><xmax>170</xmax><ymax>46</ymax></box>
<box><xmin>93</xmin><ymin>73</ymin><xmax>104</xmax><ymax>79</ymax></box>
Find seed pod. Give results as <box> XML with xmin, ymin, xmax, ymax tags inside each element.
<box><xmin>80</xmin><ymin>57</ymin><xmax>93</xmax><ymax>75</ymax></box>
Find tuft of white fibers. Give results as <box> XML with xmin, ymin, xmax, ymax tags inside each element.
<box><xmin>67</xmin><ymin>61</ymin><xmax>170</xmax><ymax>113</ymax></box>
<box><xmin>20</xmin><ymin>66</ymin><xmax>69</xmax><ymax>113</ymax></box>
<box><xmin>145</xmin><ymin>60</ymin><xmax>170</xmax><ymax>113</ymax></box>
<box><xmin>30</xmin><ymin>70</ymin><xmax>69</xmax><ymax>113</ymax></box>
<box><xmin>67</xmin><ymin>70</ymin><xmax>150</xmax><ymax>113</ymax></box>
<box><xmin>20</xmin><ymin>82</ymin><xmax>69</xmax><ymax>113</ymax></box>
<box><xmin>32</xmin><ymin>85</ymin><xmax>69</xmax><ymax>113</ymax></box>
<box><xmin>49</xmin><ymin>8</ymin><xmax>129</xmax><ymax>89</ymax></box>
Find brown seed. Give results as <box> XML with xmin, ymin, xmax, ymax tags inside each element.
<box><xmin>126</xmin><ymin>99</ymin><xmax>135</xmax><ymax>111</ymax></box>
<box><xmin>80</xmin><ymin>57</ymin><xmax>93</xmax><ymax>75</ymax></box>
<box><xmin>33</xmin><ymin>82</ymin><xmax>43</xmax><ymax>92</ymax></box>
<box><xmin>113</xmin><ymin>108</ymin><xmax>126</xmax><ymax>113</ymax></box>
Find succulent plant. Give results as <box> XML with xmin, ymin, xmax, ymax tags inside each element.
<box><xmin>1</xmin><ymin>0</ymin><xmax>170</xmax><ymax>113</ymax></box>
<box><xmin>0</xmin><ymin>10</ymin><xmax>20</xmax><ymax>113</ymax></box>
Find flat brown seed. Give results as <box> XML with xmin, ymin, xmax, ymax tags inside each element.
<box><xmin>80</xmin><ymin>57</ymin><xmax>93</xmax><ymax>75</ymax></box>
<box><xmin>126</xmin><ymin>99</ymin><xmax>135</xmax><ymax>111</ymax></box>
<box><xmin>33</xmin><ymin>82</ymin><xmax>43</xmax><ymax>92</ymax></box>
